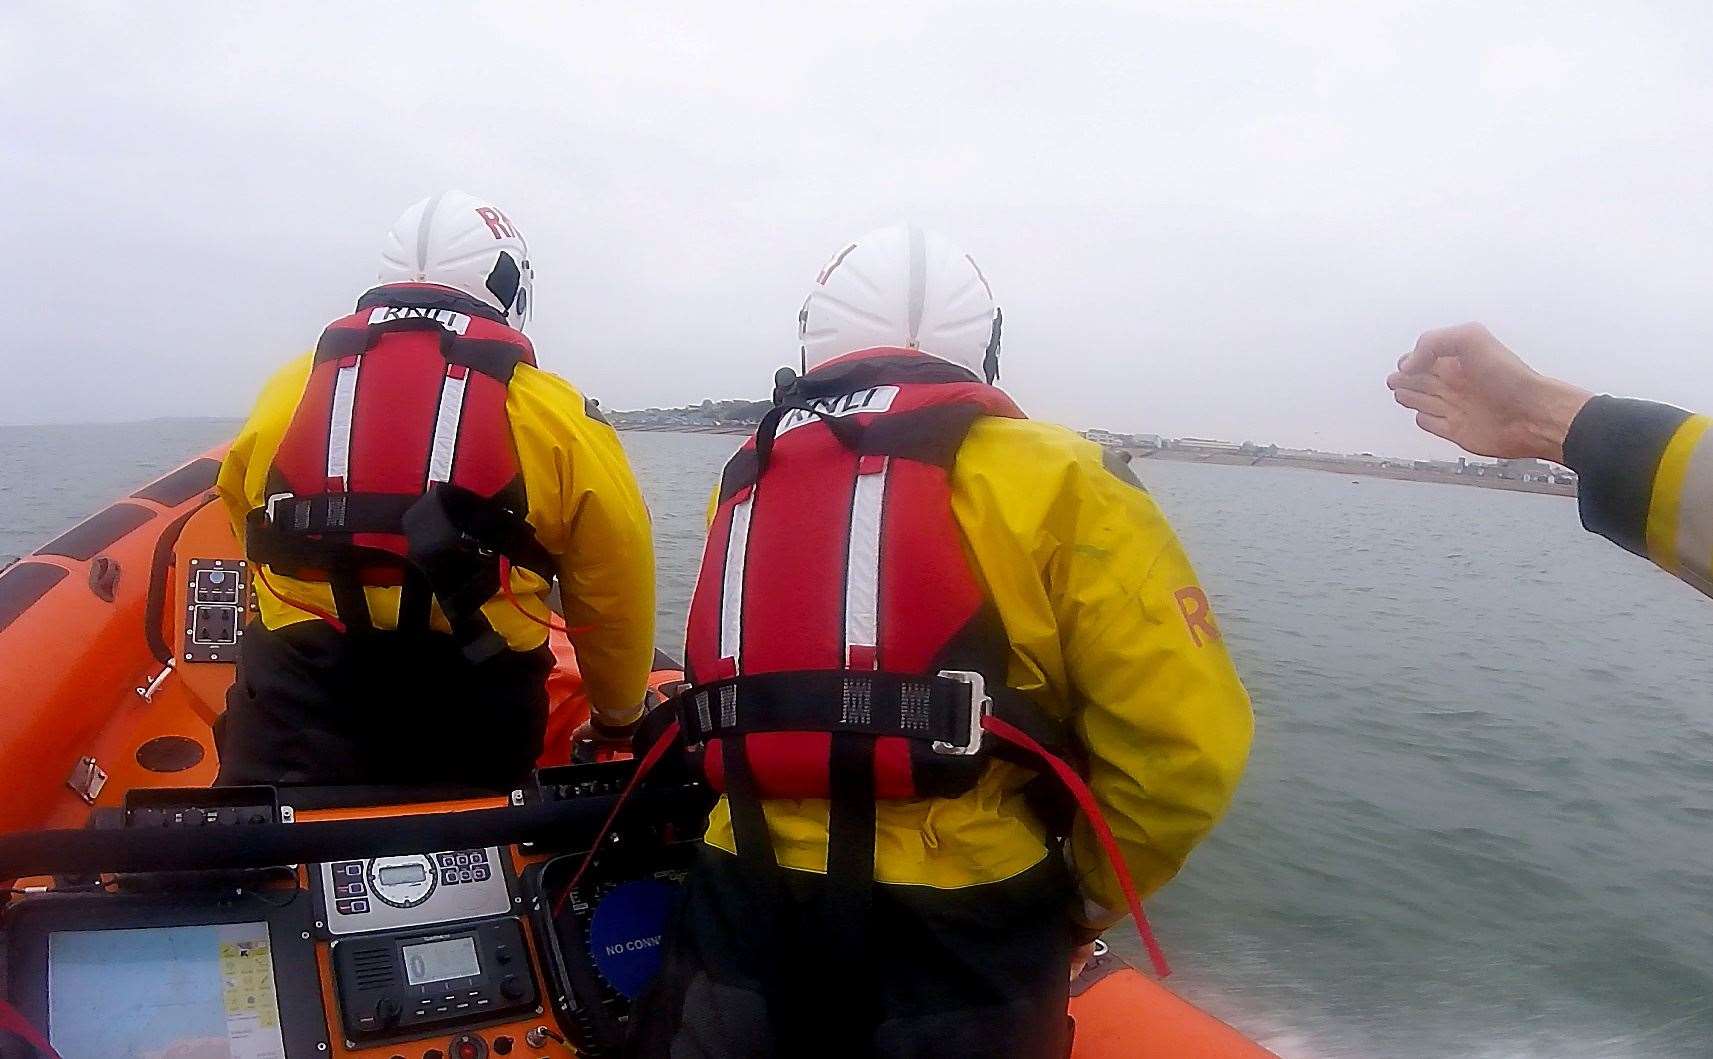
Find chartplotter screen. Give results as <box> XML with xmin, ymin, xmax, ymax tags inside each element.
<box><xmin>47</xmin><ymin>922</ymin><xmax>287</xmax><ymax>1059</ymax></box>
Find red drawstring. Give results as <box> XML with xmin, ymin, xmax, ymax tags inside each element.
<box><xmin>254</xmin><ymin>565</ymin><xmax>348</xmax><ymax>634</ymax></box>
<box><xmin>552</xmin><ymin>720</ymin><xmax>682</xmax><ymax>919</ymax></box>
<box><xmin>498</xmin><ymin>557</ymin><xmax>593</xmax><ymax>636</ymax></box>
<box><xmin>0</xmin><ymin>996</ymin><xmax>61</xmax><ymax>1058</ymax></box>
<box><xmin>543</xmin><ymin>712</ymin><xmax>1171</xmax><ymax>980</ymax></box>
<box><xmin>981</xmin><ymin>714</ymin><xmax>1172</xmax><ymax>979</ymax></box>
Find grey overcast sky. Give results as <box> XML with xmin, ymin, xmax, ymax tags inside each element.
<box><xmin>5</xmin><ymin>1</ymin><xmax>1713</xmax><ymax>457</ymax></box>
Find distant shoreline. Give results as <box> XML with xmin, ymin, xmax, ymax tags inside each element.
<box><xmin>1128</xmin><ymin>447</ymin><xmax>1577</xmax><ymax>497</ymax></box>
<box><xmin>616</xmin><ymin>424</ymin><xmax>1576</xmax><ymax>498</ymax></box>
<box><xmin>616</xmin><ymin>422</ymin><xmax>752</xmax><ymax>436</ymax></box>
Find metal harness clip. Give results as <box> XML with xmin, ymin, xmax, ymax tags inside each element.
<box><xmin>931</xmin><ymin>670</ymin><xmax>990</xmax><ymax>756</ymax></box>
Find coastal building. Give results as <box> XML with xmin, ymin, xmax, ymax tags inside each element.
<box><xmin>1175</xmin><ymin>437</ymin><xmax>1244</xmax><ymax>454</ymax></box>
<box><xmin>1495</xmin><ymin>457</ymin><xmax>1550</xmax><ymax>480</ymax></box>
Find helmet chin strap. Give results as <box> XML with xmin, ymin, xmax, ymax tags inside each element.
<box><xmin>798</xmin><ymin>298</ymin><xmax>811</xmax><ymax>375</ymax></box>
<box><xmin>983</xmin><ymin>307</ymin><xmax>1003</xmax><ymax>384</ymax></box>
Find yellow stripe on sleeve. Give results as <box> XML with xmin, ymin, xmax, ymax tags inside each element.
<box><xmin>1644</xmin><ymin>415</ymin><xmax>1713</xmax><ymax>574</ymax></box>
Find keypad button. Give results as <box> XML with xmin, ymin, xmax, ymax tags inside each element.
<box><xmin>441</xmin><ymin>870</ymin><xmax>459</xmax><ymax>886</ymax></box>
<box><xmin>471</xmin><ymin>865</ymin><xmax>490</xmax><ymax>882</ymax></box>
<box><xmin>437</xmin><ymin>853</ymin><xmax>457</xmax><ymax>867</ymax></box>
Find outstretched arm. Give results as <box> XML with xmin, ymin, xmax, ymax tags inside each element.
<box><xmin>1389</xmin><ymin>323</ymin><xmax>1713</xmax><ymax>596</ymax></box>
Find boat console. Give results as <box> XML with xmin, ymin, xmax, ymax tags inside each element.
<box><xmin>0</xmin><ymin>760</ymin><xmax>708</xmax><ymax>1059</ymax></box>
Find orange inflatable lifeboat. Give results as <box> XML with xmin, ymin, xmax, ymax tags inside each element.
<box><xmin>0</xmin><ymin>451</ymin><xmax>1272</xmax><ymax>1059</ymax></box>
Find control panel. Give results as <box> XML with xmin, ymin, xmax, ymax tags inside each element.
<box><xmin>331</xmin><ymin>916</ymin><xmax>538</xmax><ymax>1042</ymax></box>
<box><xmin>317</xmin><ymin>848</ymin><xmax>513</xmax><ymax>935</ymax></box>
<box><xmin>124</xmin><ymin>785</ymin><xmax>278</xmax><ymax>827</ymax></box>
<box><xmin>182</xmin><ymin>557</ymin><xmax>248</xmax><ymax>663</ymax></box>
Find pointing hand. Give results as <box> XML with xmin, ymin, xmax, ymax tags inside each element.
<box><xmin>1387</xmin><ymin>322</ymin><xmax>1592</xmax><ymax>463</ymax></box>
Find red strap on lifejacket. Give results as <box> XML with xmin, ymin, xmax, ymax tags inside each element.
<box><xmin>981</xmin><ymin>714</ymin><xmax>1173</xmax><ymax>979</ymax></box>
<box><xmin>256</xmin><ymin>556</ymin><xmax>591</xmax><ymax>640</ymax></box>
<box><xmin>497</xmin><ymin>557</ymin><xmax>593</xmax><ymax>637</ymax></box>
<box><xmin>0</xmin><ymin>997</ymin><xmax>60</xmax><ymax>1059</ymax></box>
<box><xmin>549</xmin><ymin>713</ymin><xmax>1172</xmax><ymax>980</ymax></box>
<box><xmin>552</xmin><ymin>720</ymin><xmax>683</xmax><ymax>918</ymax></box>
<box><xmin>254</xmin><ymin>564</ymin><xmax>349</xmax><ymax>635</ymax></box>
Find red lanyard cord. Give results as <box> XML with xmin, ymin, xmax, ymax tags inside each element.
<box><xmin>543</xmin><ymin>713</ymin><xmax>1172</xmax><ymax>980</ymax></box>
<box><xmin>0</xmin><ymin>996</ymin><xmax>60</xmax><ymax>1058</ymax></box>
<box><xmin>253</xmin><ymin>564</ymin><xmax>348</xmax><ymax>635</ymax></box>
<box><xmin>254</xmin><ymin>558</ymin><xmax>589</xmax><ymax>639</ymax></box>
<box><xmin>980</xmin><ymin>714</ymin><xmax>1172</xmax><ymax>979</ymax></box>
<box><xmin>497</xmin><ymin>557</ymin><xmax>592</xmax><ymax>636</ymax></box>
<box><xmin>551</xmin><ymin>720</ymin><xmax>683</xmax><ymax>919</ymax></box>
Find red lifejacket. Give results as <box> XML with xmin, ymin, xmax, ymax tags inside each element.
<box><xmin>653</xmin><ymin>347</ymin><xmax>1171</xmax><ymax>979</ymax></box>
<box><xmin>249</xmin><ymin>284</ymin><xmax>553</xmax><ymax>654</ymax></box>
<box><xmin>680</xmin><ymin>347</ymin><xmax>1039</xmax><ymax>802</ymax></box>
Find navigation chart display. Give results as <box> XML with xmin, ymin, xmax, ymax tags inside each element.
<box><xmin>48</xmin><ymin>922</ymin><xmax>286</xmax><ymax>1059</ymax></box>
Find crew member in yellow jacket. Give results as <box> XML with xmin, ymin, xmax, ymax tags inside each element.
<box><xmin>215</xmin><ymin>192</ymin><xmax>654</xmax><ymax>787</ymax></box>
<box><xmin>635</xmin><ymin>225</ymin><xmax>1252</xmax><ymax>1059</ymax></box>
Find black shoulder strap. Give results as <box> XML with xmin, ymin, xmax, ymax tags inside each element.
<box><xmin>315</xmin><ymin>315</ymin><xmax>530</xmax><ymax>383</ymax></box>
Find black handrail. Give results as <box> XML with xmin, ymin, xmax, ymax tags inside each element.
<box><xmin>142</xmin><ymin>494</ymin><xmax>218</xmax><ymax>665</ymax></box>
<box><xmin>0</xmin><ymin>793</ymin><xmax>711</xmax><ymax>879</ymax></box>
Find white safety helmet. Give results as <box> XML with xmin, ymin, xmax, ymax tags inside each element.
<box><xmin>378</xmin><ymin>191</ymin><xmax>533</xmax><ymax>330</ymax></box>
<box><xmin>798</xmin><ymin>224</ymin><xmax>1003</xmax><ymax>381</ymax></box>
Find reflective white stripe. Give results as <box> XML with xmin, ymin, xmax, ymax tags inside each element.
<box><xmin>720</xmin><ymin>493</ymin><xmax>755</xmax><ymax>663</ymax></box>
<box><xmin>1675</xmin><ymin>429</ymin><xmax>1713</xmax><ymax>587</ymax></box>
<box><xmin>325</xmin><ymin>360</ymin><xmax>361</xmax><ymax>481</ymax></box>
<box><xmin>844</xmin><ymin>463</ymin><xmax>887</xmax><ymax>659</ymax></box>
<box><xmin>426</xmin><ymin>371</ymin><xmax>468</xmax><ymax>484</ymax></box>
<box><xmin>905</xmin><ymin>224</ymin><xmax>927</xmax><ymax>343</ymax></box>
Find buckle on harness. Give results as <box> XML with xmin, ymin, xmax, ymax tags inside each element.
<box><xmin>263</xmin><ymin>492</ymin><xmax>293</xmax><ymax>523</ymax></box>
<box><xmin>931</xmin><ymin>670</ymin><xmax>990</xmax><ymax>756</ymax></box>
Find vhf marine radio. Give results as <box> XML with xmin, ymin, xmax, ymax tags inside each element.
<box><xmin>313</xmin><ymin>848</ymin><xmax>540</xmax><ymax>1044</ymax></box>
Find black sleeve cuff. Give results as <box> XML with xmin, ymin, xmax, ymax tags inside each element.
<box><xmin>1562</xmin><ymin>395</ymin><xmax>1694</xmax><ymax>558</ymax></box>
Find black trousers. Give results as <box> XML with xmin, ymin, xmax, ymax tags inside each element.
<box><xmin>630</xmin><ymin>847</ymin><xmax>1077</xmax><ymax>1059</ymax></box>
<box><xmin>214</xmin><ymin>620</ymin><xmax>552</xmax><ymax>788</ymax></box>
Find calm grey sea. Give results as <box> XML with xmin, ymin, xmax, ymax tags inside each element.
<box><xmin>3</xmin><ymin>421</ymin><xmax>1711</xmax><ymax>1058</ymax></box>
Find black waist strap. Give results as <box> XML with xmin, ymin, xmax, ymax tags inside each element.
<box><xmin>250</xmin><ymin>490</ymin><xmax>552</xmax><ymax>574</ymax></box>
<box><xmin>675</xmin><ymin>670</ymin><xmax>981</xmax><ymax>749</ymax></box>
<box><xmin>244</xmin><ymin>487</ymin><xmax>555</xmax><ymax>659</ymax></box>
<box><xmin>671</xmin><ymin>670</ymin><xmax>1068</xmax><ymax>758</ymax></box>
<box><xmin>264</xmin><ymin>492</ymin><xmax>416</xmax><ymax>536</ymax></box>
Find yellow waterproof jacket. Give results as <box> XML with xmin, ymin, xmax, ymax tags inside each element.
<box><xmin>702</xmin><ymin>417</ymin><xmax>1253</xmax><ymax>923</ymax></box>
<box><xmin>217</xmin><ymin>353</ymin><xmax>657</xmax><ymax>726</ymax></box>
<box><xmin>1564</xmin><ymin>395</ymin><xmax>1713</xmax><ymax>598</ymax></box>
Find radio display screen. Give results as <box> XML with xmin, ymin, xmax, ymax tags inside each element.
<box><xmin>48</xmin><ymin>922</ymin><xmax>287</xmax><ymax>1059</ymax></box>
<box><xmin>377</xmin><ymin>863</ymin><xmax>428</xmax><ymax>886</ymax></box>
<box><xmin>402</xmin><ymin>936</ymin><xmax>481</xmax><ymax>985</ymax></box>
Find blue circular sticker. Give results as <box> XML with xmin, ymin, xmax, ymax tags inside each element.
<box><xmin>587</xmin><ymin>878</ymin><xmax>679</xmax><ymax>999</ymax></box>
